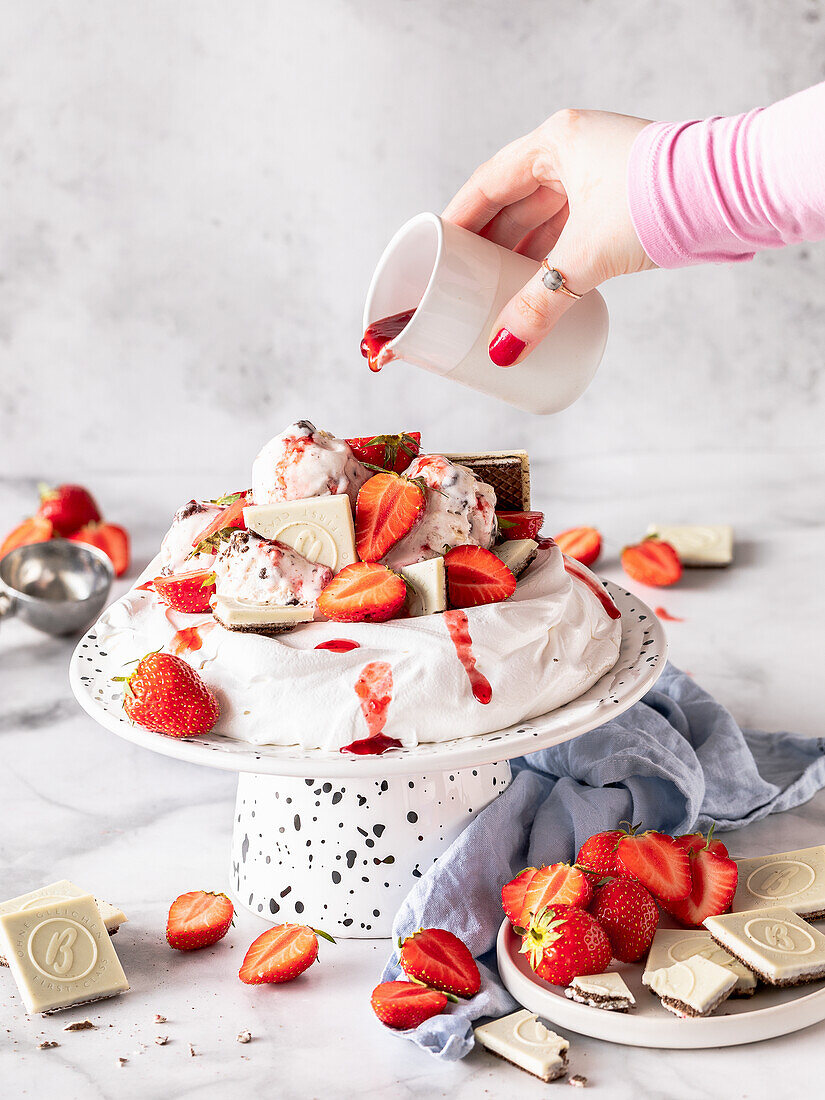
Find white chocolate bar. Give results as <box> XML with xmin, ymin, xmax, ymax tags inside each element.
<box><xmin>474</xmin><ymin>1009</ymin><xmax>568</xmax><ymax>1081</ymax></box>
<box><xmin>0</xmin><ymin>881</ymin><xmax>126</xmax><ymax>967</ymax></box>
<box><xmin>243</xmin><ymin>496</ymin><xmax>357</xmax><ymax>572</ymax></box>
<box><xmin>213</xmin><ymin>594</ymin><xmax>315</xmax><ymax>632</ymax></box>
<box><xmin>646</xmin><ymin>524</ymin><xmax>733</xmax><ymax>566</ymax></box>
<box><xmin>646</xmin><ymin>955</ymin><xmax>737</xmax><ymax>1017</ymax></box>
<box><xmin>705</xmin><ymin>905</ymin><xmax>825</xmax><ymax>986</ymax></box>
<box><xmin>565</xmin><ymin>972</ymin><xmax>635</xmax><ymax>1011</ymax></box>
<box><xmin>400</xmin><ymin>557</ymin><xmax>446</xmax><ymax>617</ymax></box>
<box><xmin>642</xmin><ymin>928</ymin><xmax>756</xmax><ymax>995</ymax></box>
<box><xmin>0</xmin><ymin>895</ymin><xmax>129</xmax><ymax>1014</ymax></box>
<box><xmin>731</xmin><ymin>845</ymin><xmax>825</xmax><ymax>919</ymax></box>
<box><xmin>493</xmin><ymin>539</ymin><xmax>538</xmax><ymax>579</ymax></box>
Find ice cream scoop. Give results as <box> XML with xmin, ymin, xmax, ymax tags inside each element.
<box><xmin>251</xmin><ymin>421</ymin><xmax>369</xmax><ymax>508</ymax></box>
<box><xmin>0</xmin><ymin>539</ymin><xmax>113</xmax><ymax>636</ymax></box>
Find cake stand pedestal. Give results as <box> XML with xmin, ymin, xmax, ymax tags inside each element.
<box><xmin>70</xmin><ymin>580</ymin><xmax>666</xmax><ymax>938</ymax></box>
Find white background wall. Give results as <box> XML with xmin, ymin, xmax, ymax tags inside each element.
<box><xmin>1</xmin><ymin>0</ymin><xmax>823</xmax><ymax>491</ymax></box>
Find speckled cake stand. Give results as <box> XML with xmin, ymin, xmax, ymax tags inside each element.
<box><xmin>70</xmin><ymin>580</ymin><xmax>666</xmax><ymax>938</ymax></box>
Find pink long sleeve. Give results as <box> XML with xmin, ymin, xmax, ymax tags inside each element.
<box><xmin>627</xmin><ymin>82</ymin><xmax>825</xmax><ymax>268</ymax></box>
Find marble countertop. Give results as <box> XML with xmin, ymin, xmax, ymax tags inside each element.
<box><xmin>2</xmin><ymin>449</ymin><xmax>824</xmax><ymax>1099</ymax></box>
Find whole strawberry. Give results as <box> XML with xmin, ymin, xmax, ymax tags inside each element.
<box><xmin>520</xmin><ymin>905</ymin><xmax>612</xmax><ymax>986</ymax></box>
<box><xmin>166</xmin><ymin>890</ymin><xmax>234</xmax><ymax>951</ymax></box>
<box><xmin>589</xmin><ymin>878</ymin><xmax>659</xmax><ymax>962</ymax></box>
<box><xmin>117</xmin><ymin>651</ymin><xmax>219</xmax><ymax>737</ymax></box>
<box><xmin>399</xmin><ymin>927</ymin><xmax>480</xmax><ymax>998</ymax></box>
<box><xmin>38</xmin><ymin>483</ymin><xmax>100</xmax><ymax>535</ymax></box>
<box><xmin>576</xmin><ymin>830</ymin><xmax>624</xmax><ymax>877</ymax></box>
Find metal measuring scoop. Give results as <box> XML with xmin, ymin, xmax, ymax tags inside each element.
<box><xmin>0</xmin><ymin>539</ymin><xmax>114</xmax><ymax>636</ymax></box>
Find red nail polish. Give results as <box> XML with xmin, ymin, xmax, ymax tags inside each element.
<box><xmin>488</xmin><ymin>328</ymin><xmax>526</xmax><ymax>367</ymax></box>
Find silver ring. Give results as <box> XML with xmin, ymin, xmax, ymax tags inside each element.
<box><xmin>541</xmin><ymin>259</ymin><xmax>582</xmax><ymax>300</ymax></box>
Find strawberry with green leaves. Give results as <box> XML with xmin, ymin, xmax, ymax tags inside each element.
<box><xmin>38</xmin><ymin>483</ymin><xmax>101</xmax><ymax>535</ymax></box>
<box><xmin>371</xmin><ymin>981</ymin><xmax>447</xmax><ymax>1029</ymax></box>
<box><xmin>496</xmin><ymin>511</ymin><xmax>544</xmax><ymax>541</ymax></box>
<box><xmin>576</xmin><ymin>830</ymin><xmax>623</xmax><ymax>876</ymax></box>
<box><xmin>166</xmin><ymin>891</ymin><xmax>234</xmax><ymax>950</ymax></box>
<box><xmin>239</xmin><ymin>923</ymin><xmax>335</xmax><ymax>984</ymax></box>
<box><xmin>154</xmin><ymin>569</ymin><xmax>216</xmax><ymax>614</ymax></box>
<box><xmin>116</xmin><ymin>651</ymin><xmax>219</xmax><ymax>737</ymax></box>
<box><xmin>347</xmin><ymin>432</ymin><xmax>421</xmax><ymax>474</ymax></box>
<box><xmin>520</xmin><ymin>905</ymin><xmax>612</xmax><ymax>986</ymax></box>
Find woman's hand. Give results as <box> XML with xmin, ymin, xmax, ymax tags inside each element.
<box><xmin>443</xmin><ymin>109</ymin><xmax>656</xmax><ymax>366</ymax></box>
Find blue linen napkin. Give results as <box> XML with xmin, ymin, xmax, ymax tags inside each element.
<box><xmin>379</xmin><ymin>662</ymin><xmax>825</xmax><ymax>1060</ymax></box>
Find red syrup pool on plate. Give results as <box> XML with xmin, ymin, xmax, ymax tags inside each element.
<box><xmin>443</xmin><ymin>609</ymin><xmax>492</xmax><ymax>705</ymax></box>
<box><xmin>315</xmin><ymin>639</ymin><xmax>360</xmax><ymax>653</ymax></box>
<box><xmin>340</xmin><ymin>660</ymin><xmax>402</xmax><ymax>756</ymax></box>
<box><xmin>562</xmin><ymin>557</ymin><xmax>621</xmax><ymax>620</ymax></box>
<box><xmin>360</xmin><ymin>308</ymin><xmax>417</xmax><ymax>372</ymax></box>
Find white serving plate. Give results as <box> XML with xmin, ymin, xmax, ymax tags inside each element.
<box><xmin>69</xmin><ymin>578</ymin><xmax>666</xmax><ymax>778</ymax></box>
<box><xmin>497</xmin><ymin>919</ymin><xmax>825</xmax><ymax>1049</ymax></box>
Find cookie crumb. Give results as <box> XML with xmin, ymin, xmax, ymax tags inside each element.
<box><xmin>64</xmin><ymin>1020</ymin><xmax>96</xmax><ymax>1032</ymax></box>
<box><xmin>155</xmin><ymin>1036</ymin><xmax>169</xmax><ymax>1046</ymax></box>
<box><xmin>569</xmin><ymin>1075</ymin><xmax>588</xmax><ymax>1088</ymax></box>
<box><xmin>189</xmin><ymin>1044</ymin><xmax>197</xmax><ymax>1057</ymax></box>
<box><xmin>236</xmin><ymin>1030</ymin><xmax>252</xmax><ymax>1044</ymax></box>
<box><xmin>154</xmin><ymin>1014</ymin><xmax>167</xmax><ymax>1024</ymax></box>
<box><xmin>118</xmin><ymin>1057</ymin><xmax>128</xmax><ymax>1067</ymax></box>
<box><xmin>38</xmin><ymin>1041</ymin><xmax>59</xmax><ymax>1050</ymax></box>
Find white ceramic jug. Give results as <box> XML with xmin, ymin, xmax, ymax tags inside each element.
<box><xmin>363</xmin><ymin>212</ymin><xmax>609</xmax><ymax>414</ymax></box>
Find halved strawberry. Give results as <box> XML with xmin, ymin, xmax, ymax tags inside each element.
<box><xmin>70</xmin><ymin>522</ymin><xmax>130</xmax><ymax>576</ymax></box>
<box><xmin>191</xmin><ymin>493</ymin><xmax>248</xmax><ymax>550</ymax></box>
<box><xmin>238</xmin><ymin>923</ymin><xmax>334</xmax><ymax>984</ymax></box>
<box><xmin>444</xmin><ymin>545</ymin><xmax>516</xmax><ymax>609</ymax></box>
<box><xmin>317</xmin><ymin>562</ymin><xmax>406</xmax><ymax>623</ymax></box>
<box><xmin>502</xmin><ymin>867</ymin><xmax>540</xmax><ymax>927</ymax></box>
<box><xmin>399</xmin><ymin>927</ymin><xmax>480</xmax><ymax>998</ymax></box>
<box><xmin>616</xmin><ymin>830</ymin><xmax>691</xmax><ymax>902</ymax></box>
<box><xmin>0</xmin><ymin>515</ymin><xmax>53</xmax><ymax>560</ymax></box>
<box><xmin>355</xmin><ymin>473</ymin><xmax>425</xmax><ymax>561</ymax></box>
<box><xmin>518</xmin><ymin>864</ymin><xmax>593</xmax><ymax>929</ymax></box>
<box><xmin>576</xmin><ymin>830</ymin><xmax>623</xmax><ymax>877</ymax></box>
<box><xmin>589</xmin><ymin>878</ymin><xmax>659</xmax><ymax>962</ymax></box>
<box><xmin>664</xmin><ymin>848</ymin><xmax>738</xmax><ymax>928</ymax></box>
<box><xmin>347</xmin><ymin>432</ymin><xmax>422</xmax><ymax>474</ymax></box>
<box><xmin>38</xmin><ymin>483</ymin><xmax>101</xmax><ymax>535</ymax></box>
<box><xmin>166</xmin><ymin>890</ymin><xmax>234</xmax><ymax>951</ymax></box>
<box><xmin>154</xmin><ymin>569</ymin><xmax>216</xmax><ymax>614</ymax></box>
<box><xmin>674</xmin><ymin>829</ymin><xmax>729</xmax><ymax>860</ymax></box>
<box><xmin>554</xmin><ymin>527</ymin><xmax>602</xmax><ymax>567</ymax></box>
<box><xmin>621</xmin><ymin>539</ymin><xmax>681</xmax><ymax>587</ymax></box>
<box><xmin>370</xmin><ymin>981</ymin><xmax>447</xmax><ymax>1030</ymax></box>
<box><xmin>496</xmin><ymin>511</ymin><xmax>544</xmax><ymax>541</ymax></box>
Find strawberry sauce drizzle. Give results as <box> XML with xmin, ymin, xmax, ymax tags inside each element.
<box><xmin>655</xmin><ymin>606</ymin><xmax>684</xmax><ymax>623</ymax></box>
<box><xmin>136</xmin><ymin>580</ymin><xmax>155</xmax><ymax>591</ymax></box>
<box><xmin>315</xmin><ymin>639</ymin><xmax>361</xmax><ymax>653</ymax></box>
<box><xmin>360</xmin><ymin>308</ymin><xmax>416</xmax><ymax>372</ymax></box>
<box><xmin>340</xmin><ymin>661</ymin><xmax>401</xmax><ymax>755</ymax></box>
<box><xmin>563</xmin><ymin>557</ymin><xmax>621</xmax><ymax>620</ymax></box>
<box><xmin>170</xmin><ymin>621</ymin><xmax>215</xmax><ymax>657</ymax></box>
<box><xmin>443</xmin><ymin>609</ymin><xmax>492</xmax><ymax>705</ymax></box>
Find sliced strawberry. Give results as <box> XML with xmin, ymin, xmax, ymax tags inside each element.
<box><xmin>346</xmin><ymin>432</ymin><xmax>422</xmax><ymax>474</ymax></box>
<box><xmin>355</xmin><ymin>473</ymin><xmax>426</xmax><ymax>561</ymax></box>
<box><xmin>370</xmin><ymin>981</ymin><xmax>447</xmax><ymax>1030</ymax></box>
<box><xmin>496</xmin><ymin>511</ymin><xmax>544</xmax><ymax>541</ymax></box>
<box><xmin>444</xmin><ymin>545</ymin><xmax>516</xmax><ymax>609</ymax></box>
<box><xmin>576</xmin><ymin>830</ymin><xmax>623</xmax><ymax>876</ymax></box>
<box><xmin>116</xmin><ymin>651</ymin><xmax>219</xmax><ymax>737</ymax></box>
<box><xmin>70</xmin><ymin>522</ymin><xmax>130</xmax><ymax>576</ymax></box>
<box><xmin>616</xmin><ymin>830</ymin><xmax>692</xmax><ymax>902</ymax></box>
<box><xmin>191</xmin><ymin>494</ymin><xmax>248</xmax><ymax>550</ymax></box>
<box><xmin>664</xmin><ymin>848</ymin><xmax>739</xmax><ymax>927</ymax></box>
<box><xmin>520</xmin><ymin>905</ymin><xmax>612</xmax><ymax>986</ymax></box>
<box><xmin>518</xmin><ymin>864</ymin><xmax>593</xmax><ymax>929</ymax></box>
<box><xmin>166</xmin><ymin>890</ymin><xmax>233</xmax><ymax>951</ymax></box>
<box><xmin>317</xmin><ymin>562</ymin><xmax>406</xmax><ymax>623</ymax></box>
<box><xmin>399</xmin><ymin>927</ymin><xmax>480</xmax><ymax>998</ymax></box>
<box><xmin>154</xmin><ymin>569</ymin><xmax>216</xmax><ymax>614</ymax></box>
<box><xmin>38</xmin><ymin>483</ymin><xmax>101</xmax><ymax>535</ymax></box>
<box><xmin>0</xmin><ymin>515</ymin><xmax>53</xmax><ymax>560</ymax></box>
<box><xmin>674</xmin><ymin>830</ymin><xmax>729</xmax><ymax>859</ymax></box>
<box><xmin>502</xmin><ymin>867</ymin><xmax>540</xmax><ymax>927</ymax></box>
<box><xmin>239</xmin><ymin>923</ymin><xmax>334</xmax><ymax>984</ymax></box>
<box><xmin>621</xmin><ymin>538</ymin><xmax>681</xmax><ymax>587</ymax></box>
<box><xmin>554</xmin><ymin>526</ymin><xmax>602</xmax><ymax>567</ymax></box>
<box><xmin>589</xmin><ymin>878</ymin><xmax>659</xmax><ymax>962</ymax></box>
